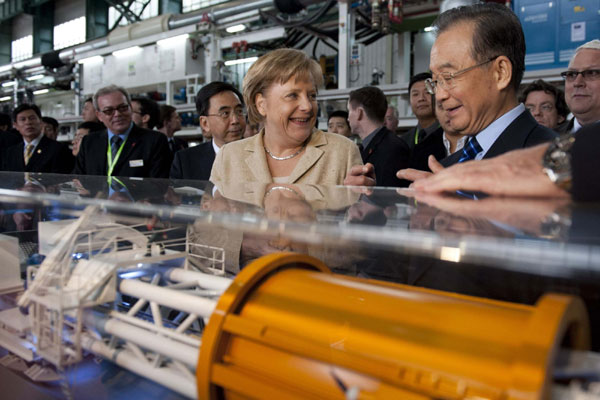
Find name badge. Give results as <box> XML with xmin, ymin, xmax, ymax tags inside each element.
<box><xmin>129</xmin><ymin>159</ymin><xmax>144</xmax><ymax>167</ymax></box>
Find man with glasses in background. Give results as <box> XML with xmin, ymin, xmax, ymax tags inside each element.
<box><xmin>74</xmin><ymin>84</ymin><xmax>171</xmax><ymax>178</ymax></box>
<box><xmin>170</xmin><ymin>82</ymin><xmax>245</xmax><ymax>181</ymax></box>
<box><xmin>560</xmin><ymin>39</ymin><xmax>600</xmax><ymax>134</ymax></box>
<box><xmin>395</xmin><ymin>3</ymin><xmax>557</xmax><ymax>183</ymax></box>
<box><xmin>520</xmin><ymin>79</ymin><xmax>569</xmax><ymax>131</ymax></box>
<box><xmin>131</xmin><ymin>96</ymin><xmax>160</xmax><ymax>131</ymax></box>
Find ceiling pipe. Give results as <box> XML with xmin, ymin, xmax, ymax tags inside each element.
<box><xmin>0</xmin><ymin>0</ymin><xmax>297</xmax><ymax>80</ymax></box>
<box><xmin>169</xmin><ymin>0</ymin><xmax>275</xmax><ymax>29</ymax></box>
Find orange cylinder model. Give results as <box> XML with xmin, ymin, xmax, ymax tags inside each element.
<box><xmin>197</xmin><ymin>253</ymin><xmax>590</xmax><ymax>400</ymax></box>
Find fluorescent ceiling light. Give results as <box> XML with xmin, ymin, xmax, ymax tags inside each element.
<box><xmin>2</xmin><ymin>81</ymin><xmax>16</xmax><ymax>87</ymax></box>
<box><xmin>424</xmin><ymin>26</ymin><xmax>434</xmax><ymax>32</ymax></box>
<box><xmin>26</xmin><ymin>74</ymin><xmax>45</xmax><ymax>81</ymax></box>
<box><xmin>79</xmin><ymin>55</ymin><xmax>103</xmax><ymax>64</ymax></box>
<box><xmin>224</xmin><ymin>56</ymin><xmax>258</xmax><ymax>66</ymax></box>
<box><xmin>0</xmin><ymin>65</ymin><xmax>12</xmax><ymax>73</ymax></box>
<box><xmin>0</xmin><ymin>96</ymin><xmax>11</xmax><ymax>102</ymax></box>
<box><xmin>112</xmin><ymin>46</ymin><xmax>142</xmax><ymax>57</ymax></box>
<box><xmin>157</xmin><ymin>34</ymin><xmax>189</xmax><ymax>47</ymax></box>
<box><xmin>226</xmin><ymin>24</ymin><xmax>246</xmax><ymax>33</ymax></box>
<box><xmin>33</xmin><ymin>89</ymin><xmax>49</xmax><ymax>95</ymax></box>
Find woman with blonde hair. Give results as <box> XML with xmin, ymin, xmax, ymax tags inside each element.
<box><xmin>210</xmin><ymin>48</ymin><xmax>362</xmax><ymax>185</ymax></box>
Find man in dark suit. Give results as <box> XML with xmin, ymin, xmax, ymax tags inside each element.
<box><xmin>391</xmin><ymin>3</ymin><xmax>556</xmax><ymax>185</ymax></box>
<box><xmin>347</xmin><ymin>86</ymin><xmax>410</xmax><ymax>187</ymax></box>
<box><xmin>73</xmin><ymin>85</ymin><xmax>171</xmax><ymax>178</ymax></box>
<box><xmin>2</xmin><ymin>104</ymin><xmax>74</xmax><ymax>173</ymax></box>
<box><xmin>158</xmin><ymin>105</ymin><xmax>188</xmax><ymax>154</ymax></box>
<box><xmin>170</xmin><ymin>82</ymin><xmax>245</xmax><ymax>181</ymax></box>
<box><xmin>401</xmin><ymin>73</ymin><xmax>440</xmax><ymax>151</ymax></box>
<box><xmin>408</xmin><ymin>121</ymin><xmax>600</xmax><ymax>202</ymax></box>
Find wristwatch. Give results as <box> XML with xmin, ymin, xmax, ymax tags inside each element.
<box><xmin>542</xmin><ymin>135</ymin><xmax>575</xmax><ymax>191</ymax></box>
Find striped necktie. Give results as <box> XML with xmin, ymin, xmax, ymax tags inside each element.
<box><xmin>111</xmin><ymin>136</ymin><xmax>122</xmax><ymax>159</ymax></box>
<box><xmin>457</xmin><ymin>137</ymin><xmax>483</xmax><ymax>163</ymax></box>
<box><xmin>24</xmin><ymin>144</ymin><xmax>34</xmax><ymax>165</ymax></box>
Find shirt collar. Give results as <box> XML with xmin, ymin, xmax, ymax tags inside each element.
<box><xmin>361</xmin><ymin>126</ymin><xmax>384</xmax><ymax>150</ymax></box>
<box><xmin>107</xmin><ymin>122</ymin><xmax>134</xmax><ymax>142</ymax></box>
<box><xmin>212</xmin><ymin>139</ymin><xmax>221</xmax><ymax>155</ymax></box>
<box><xmin>442</xmin><ymin>133</ymin><xmax>468</xmax><ymax>156</ymax></box>
<box><xmin>473</xmin><ymin>103</ymin><xmax>525</xmax><ymax>160</ymax></box>
<box><xmin>23</xmin><ymin>133</ymin><xmax>43</xmax><ymax>148</ymax></box>
<box><xmin>572</xmin><ymin>118</ymin><xmax>583</xmax><ymax>133</ymax></box>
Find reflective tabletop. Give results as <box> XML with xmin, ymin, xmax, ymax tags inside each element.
<box><xmin>0</xmin><ymin>171</ymin><xmax>598</xmax><ymax>349</ymax></box>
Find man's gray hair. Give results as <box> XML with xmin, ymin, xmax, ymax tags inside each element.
<box><xmin>387</xmin><ymin>106</ymin><xmax>399</xmax><ymax>118</ymax></box>
<box><xmin>576</xmin><ymin>39</ymin><xmax>600</xmax><ymax>53</ymax></box>
<box><xmin>93</xmin><ymin>85</ymin><xmax>131</xmax><ymax>110</ymax></box>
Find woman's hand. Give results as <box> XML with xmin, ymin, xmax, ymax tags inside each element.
<box><xmin>344</xmin><ymin>163</ymin><xmax>376</xmax><ymax>187</ymax></box>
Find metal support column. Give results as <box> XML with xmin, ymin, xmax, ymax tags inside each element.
<box><xmin>204</xmin><ymin>34</ymin><xmax>220</xmax><ymax>84</ymax></box>
<box><xmin>32</xmin><ymin>2</ymin><xmax>54</xmax><ymax>55</ymax></box>
<box><xmin>86</xmin><ymin>0</ymin><xmax>109</xmax><ymax>41</ymax></box>
<box><xmin>338</xmin><ymin>0</ymin><xmax>352</xmax><ymax>90</ymax></box>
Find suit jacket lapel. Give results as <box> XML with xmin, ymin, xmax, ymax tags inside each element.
<box><xmin>12</xmin><ymin>143</ymin><xmax>25</xmax><ymax>170</ymax></box>
<box><xmin>288</xmin><ymin>130</ymin><xmax>326</xmax><ymax>183</ymax></box>
<box><xmin>25</xmin><ymin>136</ymin><xmax>48</xmax><ymax>171</ymax></box>
<box><xmin>244</xmin><ymin>132</ymin><xmax>272</xmax><ymax>182</ymax></box>
<box><xmin>485</xmin><ymin>111</ymin><xmax>534</xmax><ymax>159</ymax></box>
<box><xmin>362</xmin><ymin>128</ymin><xmax>386</xmax><ymax>162</ymax></box>
<box><xmin>440</xmin><ymin>151</ymin><xmax>461</xmax><ymax>167</ymax></box>
<box><xmin>204</xmin><ymin>144</ymin><xmax>216</xmax><ymax>172</ymax></box>
<box><xmin>96</xmin><ymin>131</ymin><xmax>109</xmax><ymax>174</ymax></box>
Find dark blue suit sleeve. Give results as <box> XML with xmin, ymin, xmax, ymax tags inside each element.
<box><xmin>72</xmin><ymin>135</ymin><xmax>88</xmax><ymax>175</ymax></box>
<box><xmin>571</xmin><ymin>122</ymin><xmax>600</xmax><ymax>202</ymax></box>
<box><xmin>149</xmin><ymin>133</ymin><xmax>171</xmax><ymax>178</ymax></box>
<box><xmin>170</xmin><ymin>151</ymin><xmax>183</xmax><ymax>180</ymax></box>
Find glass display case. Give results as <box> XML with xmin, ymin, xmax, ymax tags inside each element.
<box><xmin>0</xmin><ymin>171</ymin><xmax>598</xmax><ymax>399</ymax></box>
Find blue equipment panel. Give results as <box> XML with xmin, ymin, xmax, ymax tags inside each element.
<box><xmin>515</xmin><ymin>0</ymin><xmax>600</xmax><ymax>70</ymax></box>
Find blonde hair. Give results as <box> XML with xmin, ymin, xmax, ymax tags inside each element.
<box><xmin>243</xmin><ymin>48</ymin><xmax>324</xmax><ymax>124</ymax></box>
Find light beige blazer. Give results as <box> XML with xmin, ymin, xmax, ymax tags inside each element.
<box><xmin>210</xmin><ymin>129</ymin><xmax>363</xmax><ymax>185</ymax></box>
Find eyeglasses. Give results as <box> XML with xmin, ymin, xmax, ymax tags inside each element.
<box><xmin>526</xmin><ymin>104</ymin><xmax>555</xmax><ymax>113</ymax></box>
<box><xmin>425</xmin><ymin>56</ymin><xmax>500</xmax><ymax>94</ymax></box>
<box><xmin>560</xmin><ymin>69</ymin><xmax>600</xmax><ymax>82</ymax></box>
<box><xmin>206</xmin><ymin>108</ymin><xmax>247</xmax><ymax>120</ymax></box>
<box><xmin>100</xmin><ymin>104</ymin><xmax>130</xmax><ymax>116</ymax></box>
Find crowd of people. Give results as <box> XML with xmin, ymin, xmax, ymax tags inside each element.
<box><xmin>0</xmin><ymin>3</ymin><xmax>598</xmax><ymax>201</ymax></box>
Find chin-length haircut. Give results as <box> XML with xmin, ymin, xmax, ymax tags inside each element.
<box><xmin>243</xmin><ymin>48</ymin><xmax>324</xmax><ymax>125</ymax></box>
